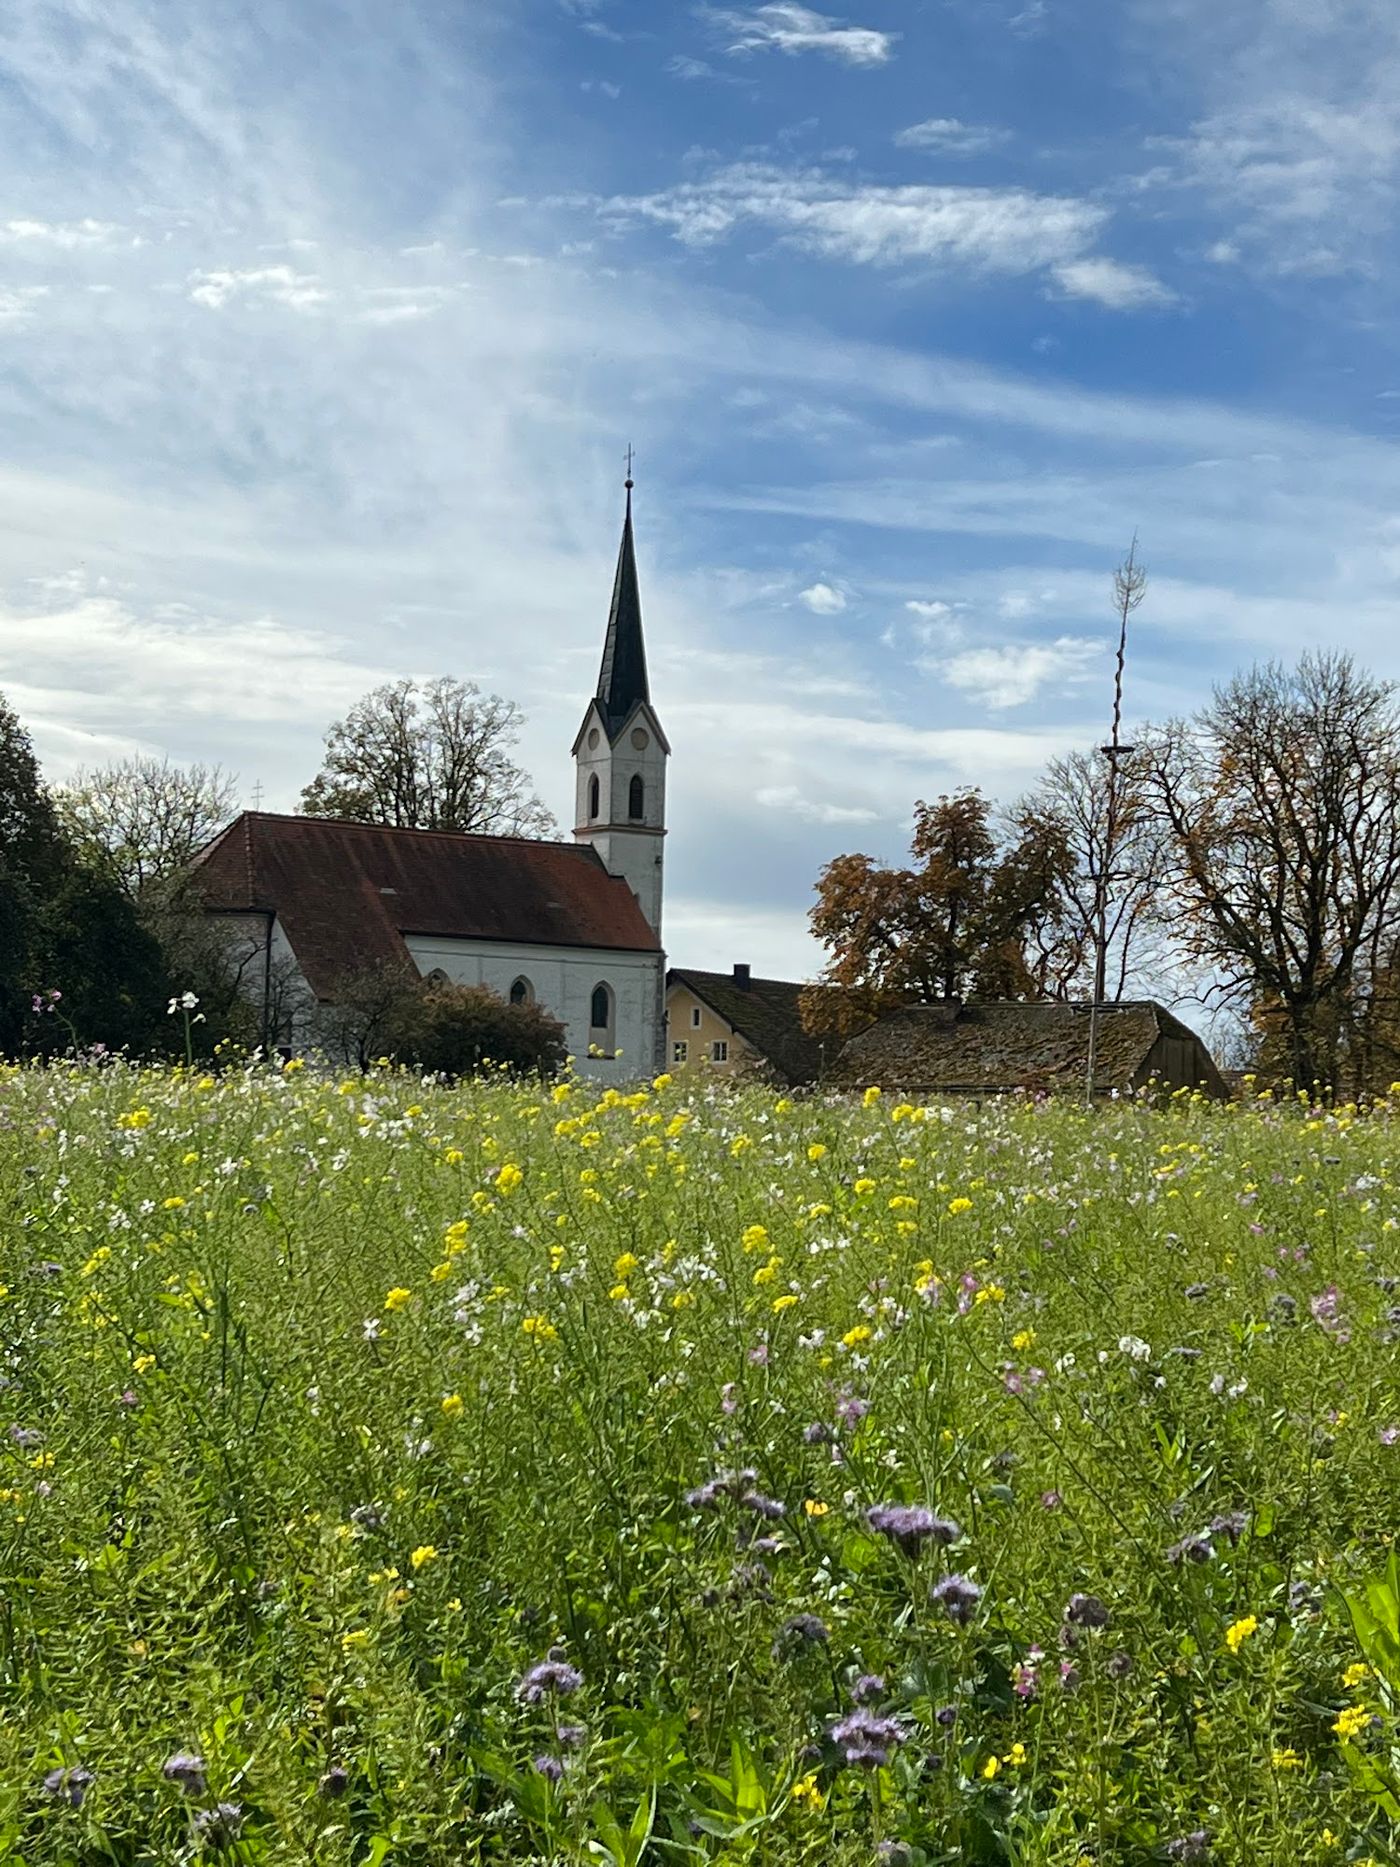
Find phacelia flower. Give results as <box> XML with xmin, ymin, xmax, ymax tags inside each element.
<box><xmin>930</xmin><ymin>1573</ymin><xmax>982</xmax><ymax>1624</ymax></box>
<box><xmin>319</xmin><ymin>1766</ymin><xmax>349</xmax><ymax>1798</ymax></box>
<box><xmin>532</xmin><ymin>1754</ymin><xmax>564</xmax><ymax>1782</ymax></box>
<box><xmin>517</xmin><ymin>1657</ymin><xmax>583</xmax><ymax>1703</ymax></box>
<box><xmin>1064</xmin><ymin>1592</ymin><xmax>1110</xmax><ymax>1629</ymax></box>
<box><xmin>42</xmin><ymin>1765</ymin><xmax>94</xmax><ymax>1808</ymax></box>
<box><xmin>773</xmin><ymin>1613</ymin><xmax>829</xmax><ymax>1656</ymax></box>
<box><xmin>866</xmin><ymin>1503</ymin><xmax>960</xmax><ymax>1557</ymax></box>
<box><xmin>162</xmin><ymin>1752</ymin><xmax>207</xmax><ymax>1796</ymax></box>
<box><xmin>830</xmin><ymin>1707</ymin><xmax>903</xmax><ymax>1768</ymax></box>
<box><xmin>192</xmin><ymin>1803</ymin><xmax>244</xmax><ymax>1850</ymax></box>
<box><xmin>851</xmin><ymin>1672</ymin><xmax>886</xmax><ymax>1704</ymax></box>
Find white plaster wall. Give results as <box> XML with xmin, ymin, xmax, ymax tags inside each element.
<box><xmin>405</xmin><ymin>934</ymin><xmax>663</xmax><ymax>1082</ymax></box>
<box><xmin>573</xmin><ymin>700</ymin><xmax>668</xmax><ymax>935</ymax></box>
<box><xmin>206</xmin><ymin>912</ymin><xmax>320</xmax><ymax>1051</ymax></box>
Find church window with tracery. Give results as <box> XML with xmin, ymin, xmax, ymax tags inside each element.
<box><xmin>509</xmin><ymin>976</ymin><xmax>533</xmax><ymax>1007</ymax></box>
<box><xmin>628</xmin><ymin>774</ymin><xmax>644</xmax><ymax>820</ymax></box>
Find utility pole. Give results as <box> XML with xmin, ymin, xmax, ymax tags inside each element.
<box><xmin>1085</xmin><ymin>537</ymin><xmax>1147</xmax><ymax>1107</ymax></box>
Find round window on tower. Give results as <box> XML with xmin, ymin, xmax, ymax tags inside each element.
<box><xmin>587</xmin><ymin>727</ymin><xmax>600</xmax><ymax>750</ymax></box>
<box><xmin>631</xmin><ymin>727</ymin><xmax>650</xmax><ymax>750</ymax></box>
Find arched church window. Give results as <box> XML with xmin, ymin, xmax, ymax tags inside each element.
<box><xmin>589</xmin><ymin>981</ymin><xmax>615</xmax><ymax>1055</ymax></box>
<box><xmin>509</xmin><ymin>976</ymin><xmax>533</xmax><ymax>1007</ymax></box>
<box><xmin>588</xmin><ymin>774</ymin><xmax>600</xmax><ymax>821</ymax></box>
<box><xmin>628</xmin><ymin>774</ymin><xmax>645</xmax><ymax>820</ymax></box>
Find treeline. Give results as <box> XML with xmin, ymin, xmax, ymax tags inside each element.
<box><xmin>802</xmin><ymin>650</ymin><xmax>1400</xmax><ymax>1099</ymax></box>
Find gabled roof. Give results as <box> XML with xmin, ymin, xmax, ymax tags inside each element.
<box><xmin>595</xmin><ymin>481</ymin><xmax>649</xmax><ymax>741</ymax></box>
<box><xmin>195</xmin><ymin>812</ymin><xmax>660</xmax><ymax>998</ymax></box>
<box><xmin>668</xmin><ymin>968</ymin><xmax>828</xmax><ymax>1086</ymax></box>
<box><xmin>832</xmin><ymin>1000</ymin><xmax>1225</xmax><ymax>1097</ymax></box>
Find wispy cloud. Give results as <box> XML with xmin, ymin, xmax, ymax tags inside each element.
<box><xmin>187</xmin><ymin>265</ymin><xmax>332</xmax><ymax>312</ymax></box>
<box><xmin>894</xmin><ymin>118</ymin><xmax>1010</xmax><ymax>155</ymax></box>
<box><xmin>1051</xmin><ymin>256</ymin><xmax>1176</xmax><ymax>309</ymax></box>
<box><xmin>705</xmin><ymin>4</ymin><xmax>896</xmax><ymax>65</ymax></box>
<box><xmin>595</xmin><ymin>164</ymin><xmax>1162</xmax><ymax>295</ymax></box>
<box><xmin>756</xmin><ymin>782</ymin><xmax>878</xmax><ymax>822</ymax></box>
<box><xmin>936</xmin><ymin>635</ymin><xmax>1099</xmax><ymax>709</ymax></box>
<box><xmin>0</xmin><ymin>217</ymin><xmax>123</xmax><ymax>247</ymax></box>
<box><xmin>0</xmin><ymin>285</ymin><xmax>49</xmax><ymax>327</ymax></box>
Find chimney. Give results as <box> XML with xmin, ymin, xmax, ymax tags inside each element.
<box><xmin>733</xmin><ymin>963</ymin><xmax>751</xmax><ymax>991</ymax></box>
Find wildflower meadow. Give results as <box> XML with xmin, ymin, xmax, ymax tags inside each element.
<box><xmin>4</xmin><ymin>1060</ymin><xmax>1400</xmax><ymax>1865</ymax></box>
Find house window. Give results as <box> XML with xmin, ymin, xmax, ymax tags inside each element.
<box><xmin>691</xmin><ymin>1007</ymin><xmax>701</xmax><ymax>1028</ymax></box>
<box><xmin>509</xmin><ymin>976</ymin><xmax>533</xmax><ymax>1007</ymax></box>
<box><xmin>628</xmin><ymin>773</ymin><xmax>644</xmax><ymax>820</ymax></box>
<box><xmin>673</xmin><ymin>1040</ymin><xmax>689</xmax><ymax>1064</ymax></box>
<box><xmin>711</xmin><ymin>1040</ymin><xmax>729</xmax><ymax>1063</ymax></box>
<box><xmin>587</xmin><ymin>773</ymin><xmax>600</xmax><ymax>821</ymax></box>
<box><xmin>589</xmin><ymin>981</ymin><xmax>615</xmax><ymax>1055</ymax></box>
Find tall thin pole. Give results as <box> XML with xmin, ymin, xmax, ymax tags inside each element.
<box><xmin>1086</xmin><ymin>537</ymin><xmax>1146</xmax><ymax>1106</ymax></box>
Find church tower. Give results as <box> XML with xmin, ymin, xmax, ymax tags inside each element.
<box><xmin>572</xmin><ymin>471</ymin><xmax>669</xmax><ymax>936</ymax></box>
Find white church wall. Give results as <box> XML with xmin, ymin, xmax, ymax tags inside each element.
<box><xmin>207</xmin><ymin>911</ymin><xmax>320</xmax><ymax>1052</ymax></box>
<box><xmin>404</xmin><ymin>934</ymin><xmax>663</xmax><ymax>1082</ymax></box>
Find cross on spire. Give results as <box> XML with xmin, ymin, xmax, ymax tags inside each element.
<box><xmin>624</xmin><ymin>442</ymin><xmax>635</xmax><ymax>487</ymax></box>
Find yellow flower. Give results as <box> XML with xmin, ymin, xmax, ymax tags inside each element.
<box><xmin>521</xmin><ymin>1315</ymin><xmax>558</xmax><ymax>1341</ymax></box>
<box><xmin>862</xmin><ymin>1086</ymin><xmax>882</xmax><ymax>1107</ymax></box>
<box><xmin>842</xmin><ymin>1324</ymin><xmax>872</xmax><ymax>1349</ymax></box>
<box><xmin>807</xmin><ymin>1143</ymin><xmax>827</xmax><ymax>1161</ymax></box>
<box><xmin>753</xmin><ymin>1257</ymin><xmax>782</xmax><ymax>1286</ymax></box>
<box><xmin>410</xmin><ymin>1545</ymin><xmax>438</xmax><ymax>1571</ymax></box>
<box><xmin>444</xmin><ymin>1148</ymin><xmax>464</xmax><ymax>1166</ymax></box>
<box><xmin>853</xmin><ymin>1178</ymin><xmax>876</xmax><ymax>1196</ymax></box>
<box><xmin>133</xmin><ymin>1353</ymin><xmax>156</xmax><ymax>1375</ymax></box>
<box><xmin>1333</xmin><ymin>1704</ymin><xmax>1371</xmax><ymax>1741</ymax></box>
<box><xmin>608</xmin><ymin>1283</ymin><xmax>630</xmax><ymax>1300</ymax></box>
<box><xmin>981</xmin><ymin>1754</ymin><xmax>1000</xmax><ymax>1780</ymax></box>
<box><xmin>614</xmin><ymin>1251</ymin><xmax>640</xmax><ymax>1277</ymax></box>
<box><xmin>1012</xmin><ymin>1329</ymin><xmax>1036</xmax><ymax>1351</ymax></box>
<box><xmin>1005</xmin><ymin>1742</ymin><xmax>1027</xmax><ymax>1767</ymax></box>
<box><xmin>495</xmin><ymin>1162</ymin><xmax>524</xmax><ymax>1193</ymax></box>
<box><xmin>162</xmin><ymin>1195</ymin><xmax>186</xmax><ymax>1210</ymax></box>
<box><xmin>384</xmin><ymin>1287</ymin><xmax>413</xmax><ymax>1313</ymax></box>
<box><xmin>671</xmin><ymin>1290</ymin><xmax>696</xmax><ymax>1310</ymax></box>
<box><xmin>888</xmin><ymin>1194</ymin><xmax>918</xmax><ymax>1211</ymax></box>
<box><xmin>1342</xmin><ymin>1662</ymin><xmax>1370</xmax><ymax>1689</ymax></box>
<box><xmin>652</xmin><ymin>1072</ymin><xmax>673</xmax><ymax>1090</ymax></box>
<box><xmin>341</xmin><ymin>1629</ymin><xmax>370</xmax><ymax>1650</ymax></box>
<box><xmin>790</xmin><ymin>1771</ymin><xmax>822</xmax><ymax>1807</ymax></box>
<box><xmin>947</xmin><ymin>1196</ymin><xmax>973</xmax><ymax>1216</ymax></box>
<box><xmin>741</xmin><ymin>1224</ymin><xmax>769</xmax><ymax>1253</ymax></box>
<box><xmin>440</xmin><ymin>1393</ymin><xmax>464</xmax><ymax>1418</ymax></box>
<box><xmin>1272</xmin><ymin>1748</ymin><xmax>1303</xmax><ymax>1770</ymax></box>
<box><xmin>1225</xmin><ymin>1615</ymin><xmax>1259</xmax><ymax>1653</ymax></box>
<box><xmin>772</xmin><ymin>1293</ymin><xmax>799</xmax><ymax>1313</ymax></box>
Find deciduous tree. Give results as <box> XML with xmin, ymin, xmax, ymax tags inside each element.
<box><xmin>300</xmin><ymin>678</ymin><xmax>555</xmax><ymax>837</ymax></box>
<box><xmin>55</xmin><ymin>756</ymin><xmax>240</xmax><ymax>900</ymax></box>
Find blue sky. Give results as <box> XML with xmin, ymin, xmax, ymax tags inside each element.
<box><xmin>3</xmin><ymin>0</ymin><xmax>1400</xmax><ymax>979</ymax></box>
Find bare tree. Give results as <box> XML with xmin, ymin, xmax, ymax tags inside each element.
<box><xmin>1144</xmin><ymin>651</ymin><xmax>1400</xmax><ymax>1092</ymax></box>
<box><xmin>55</xmin><ymin>756</ymin><xmax>240</xmax><ymax>900</ymax></box>
<box><xmin>300</xmin><ymin>678</ymin><xmax>555</xmax><ymax>837</ymax></box>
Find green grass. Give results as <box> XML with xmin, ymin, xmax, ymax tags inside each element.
<box><xmin>2</xmin><ymin>1059</ymin><xmax>1400</xmax><ymax>1864</ymax></box>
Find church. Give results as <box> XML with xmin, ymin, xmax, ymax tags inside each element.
<box><xmin>195</xmin><ymin>477</ymin><xmax>670</xmax><ymax>1080</ymax></box>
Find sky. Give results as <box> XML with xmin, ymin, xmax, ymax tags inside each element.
<box><xmin>4</xmin><ymin>0</ymin><xmax>1400</xmax><ymax>982</ymax></box>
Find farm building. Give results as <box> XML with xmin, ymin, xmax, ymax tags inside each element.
<box><xmin>833</xmin><ymin>999</ymin><xmax>1226</xmax><ymax>1100</ymax></box>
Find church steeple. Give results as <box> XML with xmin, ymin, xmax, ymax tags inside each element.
<box><xmin>572</xmin><ymin>462</ymin><xmax>669</xmax><ymax>941</ymax></box>
<box><xmin>595</xmin><ymin>475</ymin><xmax>649</xmax><ymax>741</ymax></box>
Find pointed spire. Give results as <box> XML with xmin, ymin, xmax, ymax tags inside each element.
<box><xmin>595</xmin><ymin>465</ymin><xmax>649</xmax><ymax>739</ymax></box>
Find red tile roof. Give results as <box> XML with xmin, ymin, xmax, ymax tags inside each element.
<box><xmin>194</xmin><ymin>812</ymin><xmax>660</xmax><ymax>998</ymax></box>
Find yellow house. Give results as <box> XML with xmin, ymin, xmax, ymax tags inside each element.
<box><xmin>664</xmin><ymin>966</ymin><xmax>828</xmax><ymax>1085</ymax></box>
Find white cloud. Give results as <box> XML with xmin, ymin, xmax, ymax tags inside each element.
<box><xmin>0</xmin><ymin>217</ymin><xmax>122</xmax><ymax>247</ymax></box>
<box><xmin>600</xmin><ymin>164</ymin><xmax>1119</xmax><ymax>281</ymax></box>
<box><xmin>935</xmin><ymin>636</ymin><xmax>1099</xmax><ymax>709</ymax></box>
<box><xmin>707</xmin><ymin>3</ymin><xmax>896</xmax><ymax>64</ymax></box>
<box><xmin>905</xmin><ymin>598</ymin><xmax>954</xmax><ymax>620</ymax></box>
<box><xmin>799</xmin><ymin>580</ymin><xmax>846</xmax><ymax>612</ymax></box>
<box><xmin>188</xmin><ymin>265</ymin><xmax>331</xmax><ymax>312</ymax></box>
<box><xmin>0</xmin><ymin>286</ymin><xmax>49</xmax><ymax>328</ymax></box>
<box><xmin>1051</xmin><ymin>256</ymin><xmax>1176</xmax><ymax>309</ymax></box>
<box><xmin>894</xmin><ymin>118</ymin><xmax>1010</xmax><ymax>155</ymax></box>
<box><xmin>756</xmin><ymin>782</ymin><xmax>878</xmax><ymax>822</ymax></box>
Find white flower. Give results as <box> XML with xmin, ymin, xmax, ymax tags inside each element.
<box><xmin>1118</xmin><ymin>1335</ymin><xmax>1152</xmax><ymax>1362</ymax></box>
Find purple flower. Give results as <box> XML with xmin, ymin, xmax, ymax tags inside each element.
<box><xmin>835</xmin><ymin>1394</ymin><xmax>869</xmax><ymax>1427</ymax></box>
<box><xmin>866</xmin><ymin>1503</ymin><xmax>959</xmax><ymax>1557</ymax></box>
<box><xmin>1380</xmin><ymin>1425</ymin><xmax>1400</xmax><ymax>1447</ymax></box>
<box><xmin>930</xmin><ymin>1573</ymin><xmax>982</xmax><ymax>1625</ymax></box>
<box><xmin>1060</xmin><ymin>1660</ymin><xmax>1081</xmax><ymax>1692</ymax></box>
<box><xmin>8</xmin><ymin>1425</ymin><xmax>42</xmax><ymax>1449</ymax></box>
<box><xmin>1106</xmin><ymin>1650</ymin><xmax>1133</xmax><ymax>1679</ymax></box>
<box><xmin>1166</xmin><ymin>1833</ymin><xmax>1210</xmax><ymax>1863</ymax></box>
<box><xmin>42</xmin><ymin>1765</ymin><xmax>94</xmax><ymax>1808</ymax></box>
<box><xmin>720</xmin><ymin>1382</ymin><xmax>739</xmax><ymax>1416</ymax></box>
<box><xmin>935</xmin><ymin>1703</ymin><xmax>958</xmax><ymax>1727</ymax></box>
<box><xmin>162</xmin><ymin>1752</ymin><xmax>207</xmax><ymax>1797</ymax></box>
<box><xmin>192</xmin><ymin>1802</ymin><xmax>244</xmax><ymax>1850</ymax></box>
<box><xmin>685</xmin><ymin>1478</ymin><xmax>728</xmax><ymax>1511</ymax></box>
<box><xmin>851</xmin><ymin>1672</ymin><xmax>886</xmax><ymax>1704</ymax></box>
<box><xmin>803</xmin><ymin>1422</ymin><xmax>834</xmax><ymax>1445</ymax></box>
<box><xmin>517</xmin><ymin>1658</ymin><xmax>583</xmax><ymax>1703</ymax></box>
<box><xmin>1208</xmin><ymin>1511</ymin><xmax>1247</xmax><ymax>1546</ymax></box>
<box><xmin>740</xmin><ymin>1489</ymin><xmax>786</xmax><ymax>1520</ymax></box>
<box><xmin>774</xmin><ymin>1613</ymin><xmax>828</xmax><ymax>1656</ymax></box>
<box><xmin>1310</xmin><ymin>1285</ymin><xmax>1350</xmax><ymax>1342</ymax></box>
<box><xmin>1040</xmin><ymin>1489</ymin><xmax>1062</xmax><ymax>1511</ymax></box>
<box><xmin>319</xmin><ymin>1765</ymin><xmax>349</xmax><ymax>1798</ymax></box>
<box><xmin>830</xmin><ymin>1707</ymin><xmax>903</xmax><ymax>1769</ymax></box>
<box><xmin>1166</xmin><ymin>1531</ymin><xmax>1215</xmax><ymax>1566</ymax></box>
<box><xmin>1011</xmin><ymin>1659</ymin><xmax>1038</xmax><ymax>1700</ymax></box>
<box><xmin>557</xmin><ymin>1723</ymin><xmax>587</xmax><ymax>1749</ymax></box>
<box><xmin>1064</xmin><ymin>1592</ymin><xmax>1110</xmax><ymax>1629</ymax></box>
<box><xmin>532</xmin><ymin>1754</ymin><xmax>564</xmax><ymax>1783</ymax></box>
